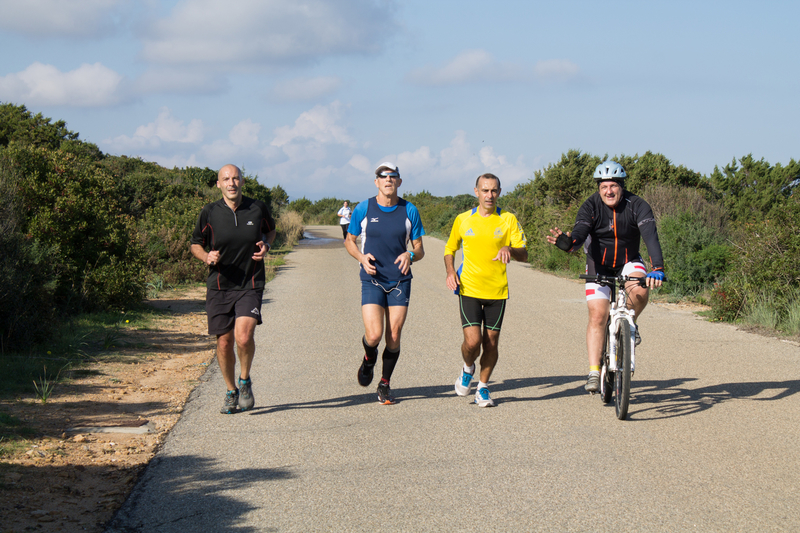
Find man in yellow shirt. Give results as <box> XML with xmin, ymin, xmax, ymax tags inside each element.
<box><xmin>444</xmin><ymin>173</ymin><xmax>528</xmax><ymax>407</ymax></box>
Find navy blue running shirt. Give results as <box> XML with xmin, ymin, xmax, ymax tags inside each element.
<box><xmin>191</xmin><ymin>197</ymin><xmax>276</xmax><ymax>291</ymax></box>
<box><xmin>348</xmin><ymin>197</ymin><xmax>425</xmax><ymax>284</ymax></box>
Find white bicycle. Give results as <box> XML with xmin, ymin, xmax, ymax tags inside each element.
<box><xmin>579</xmin><ymin>273</ymin><xmax>646</xmax><ymax>420</ymax></box>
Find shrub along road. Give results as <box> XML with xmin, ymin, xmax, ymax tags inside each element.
<box><xmin>108</xmin><ymin>225</ymin><xmax>800</xmax><ymax>532</ymax></box>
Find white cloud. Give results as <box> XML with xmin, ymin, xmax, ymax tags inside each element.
<box><xmin>348</xmin><ymin>154</ymin><xmax>372</xmax><ymax>174</ymax></box>
<box><xmin>271</xmin><ymin>76</ymin><xmax>342</xmax><ymax>102</ymax></box>
<box><xmin>370</xmin><ymin>131</ymin><xmax>533</xmax><ymax>196</ymax></box>
<box><xmin>104</xmin><ymin>107</ymin><xmax>205</xmax><ymax>154</ymax></box>
<box><xmin>271</xmin><ymin>101</ymin><xmax>355</xmax><ymax>149</ymax></box>
<box><xmin>140</xmin><ymin>0</ymin><xmax>397</xmax><ymax>68</ymax></box>
<box><xmin>229</xmin><ymin>119</ymin><xmax>261</xmax><ymax>148</ymax></box>
<box><xmin>99</xmin><ymin>105</ymin><xmax>532</xmax><ymax>203</ymax></box>
<box><xmin>0</xmin><ymin>0</ymin><xmax>125</xmax><ymax>38</ymax></box>
<box><xmin>406</xmin><ymin>50</ymin><xmax>581</xmax><ymax>87</ymax></box>
<box><xmin>0</xmin><ymin>62</ymin><xmax>125</xmax><ymax>107</ymax></box>
<box><xmin>534</xmin><ymin>59</ymin><xmax>580</xmax><ymax>82</ymax></box>
<box><xmin>405</xmin><ymin>49</ymin><xmax>526</xmax><ymax>86</ymax></box>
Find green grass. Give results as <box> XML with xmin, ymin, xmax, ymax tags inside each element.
<box><xmin>0</xmin><ymin>300</ymin><xmax>171</xmax><ymax>400</ymax></box>
<box><xmin>0</xmin><ymin>411</ymin><xmax>35</xmax><ymax>456</ymax></box>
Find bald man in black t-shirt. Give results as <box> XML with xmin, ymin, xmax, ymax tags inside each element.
<box><xmin>191</xmin><ymin>164</ymin><xmax>276</xmax><ymax>414</ymax></box>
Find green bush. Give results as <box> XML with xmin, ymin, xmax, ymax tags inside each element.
<box><xmin>657</xmin><ymin>212</ymin><xmax>731</xmax><ymax>296</ymax></box>
<box><xmin>1</xmin><ymin>144</ymin><xmax>147</xmax><ymax>311</ymax></box>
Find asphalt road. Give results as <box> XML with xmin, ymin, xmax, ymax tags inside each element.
<box><xmin>108</xmin><ymin>225</ymin><xmax>800</xmax><ymax>532</ymax></box>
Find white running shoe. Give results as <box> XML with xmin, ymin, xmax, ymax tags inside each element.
<box><xmin>475</xmin><ymin>387</ymin><xmax>495</xmax><ymax>407</ymax></box>
<box><xmin>455</xmin><ymin>369</ymin><xmax>474</xmax><ymax>396</ymax></box>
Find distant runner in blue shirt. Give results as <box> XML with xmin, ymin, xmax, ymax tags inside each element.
<box><xmin>344</xmin><ymin>162</ymin><xmax>426</xmax><ymax>404</ymax></box>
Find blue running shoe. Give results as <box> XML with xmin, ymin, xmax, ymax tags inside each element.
<box><xmin>454</xmin><ymin>369</ymin><xmax>474</xmax><ymax>396</ymax></box>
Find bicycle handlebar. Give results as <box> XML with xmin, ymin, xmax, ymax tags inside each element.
<box><xmin>579</xmin><ymin>274</ymin><xmax>647</xmax><ymax>287</ymax></box>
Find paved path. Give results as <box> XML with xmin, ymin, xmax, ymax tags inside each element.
<box><xmin>109</xmin><ymin>225</ymin><xmax>800</xmax><ymax>532</ymax></box>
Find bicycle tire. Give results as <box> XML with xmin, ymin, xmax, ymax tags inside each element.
<box><xmin>614</xmin><ymin>320</ymin><xmax>632</xmax><ymax>420</ymax></box>
<box><xmin>600</xmin><ymin>317</ymin><xmax>612</xmax><ymax>404</ymax></box>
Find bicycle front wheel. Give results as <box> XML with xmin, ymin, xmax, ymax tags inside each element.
<box><xmin>600</xmin><ymin>317</ymin><xmax>612</xmax><ymax>404</ymax></box>
<box><xmin>614</xmin><ymin>320</ymin><xmax>632</xmax><ymax>420</ymax></box>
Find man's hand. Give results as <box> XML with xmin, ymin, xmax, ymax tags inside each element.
<box><xmin>646</xmin><ymin>270</ymin><xmax>666</xmax><ymax>289</ymax></box>
<box><xmin>206</xmin><ymin>250</ymin><xmax>221</xmax><ymax>266</ymax></box>
<box><xmin>492</xmin><ymin>246</ymin><xmax>513</xmax><ymax>264</ymax></box>
<box><xmin>394</xmin><ymin>251</ymin><xmax>412</xmax><ymax>275</ymax></box>
<box><xmin>360</xmin><ymin>253</ymin><xmax>377</xmax><ymax>276</ymax></box>
<box><xmin>252</xmin><ymin>241</ymin><xmax>268</xmax><ymax>262</ymax></box>
<box><xmin>547</xmin><ymin>227</ymin><xmax>572</xmax><ymax>251</ymax></box>
<box><xmin>445</xmin><ymin>271</ymin><xmax>460</xmax><ymax>292</ymax></box>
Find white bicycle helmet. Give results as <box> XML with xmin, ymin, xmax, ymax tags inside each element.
<box><xmin>593</xmin><ymin>160</ymin><xmax>627</xmax><ymax>181</ymax></box>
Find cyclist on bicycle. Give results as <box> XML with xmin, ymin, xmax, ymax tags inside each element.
<box><xmin>546</xmin><ymin>160</ymin><xmax>666</xmax><ymax>392</ymax></box>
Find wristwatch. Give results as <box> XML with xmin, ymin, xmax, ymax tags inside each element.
<box><xmin>408</xmin><ymin>251</ymin><xmax>415</xmax><ymax>262</ymax></box>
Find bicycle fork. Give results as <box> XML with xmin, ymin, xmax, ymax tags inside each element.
<box><xmin>607</xmin><ymin>308</ymin><xmax>636</xmax><ymax>373</ymax></box>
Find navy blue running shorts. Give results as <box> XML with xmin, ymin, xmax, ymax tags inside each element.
<box><xmin>206</xmin><ymin>289</ymin><xmax>263</xmax><ymax>335</ymax></box>
<box><xmin>361</xmin><ymin>279</ymin><xmax>411</xmax><ymax>307</ymax></box>
<box><xmin>458</xmin><ymin>294</ymin><xmax>506</xmax><ymax>331</ymax></box>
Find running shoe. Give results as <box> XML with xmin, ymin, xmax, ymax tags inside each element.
<box><xmin>220</xmin><ymin>389</ymin><xmax>239</xmax><ymax>414</ymax></box>
<box><xmin>377</xmin><ymin>381</ymin><xmax>395</xmax><ymax>405</ymax></box>
<box><xmin>238</xmin><ymin>377</ymin><xmax>255</xmax><ymax>411</ymax></box>
<box><xmin>357</xmin><ymin>357</ymin><xmax>374</xmax><ymax>387</ymax></box>
<box><xmin>454</xmin><ymin>368</ymin><xmax>474</xmax><ymax>396</ymax></box>
<box><xmin>475</xmin><ymin>387</ymin><xmax>495</xmax><ymax>407</ymax></box>
<box><xmin>634</xmin><ymin>326</ymin><xmax>642</xmax><ymax>346</ymax></box>
<box><xmin>585</xmin><ymin>373</ymin><xmax>600</xmax><ymax>393</ymax></box>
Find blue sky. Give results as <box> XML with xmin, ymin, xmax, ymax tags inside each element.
<box><xmin>1</xmin><ymin>0</ymin><xmax>797</xmax><ymax>202</ymax></box>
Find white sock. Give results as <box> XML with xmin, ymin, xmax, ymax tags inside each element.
<box><xmin>464</xmin><ymin>364</ymin><xmax>475</xmax><ymax>375</ymax></box>
<box><xmin>588</xmin><ymin>370</ymin><xmax>600</xmax><ymax>377</ymax></box>
<box><xmin>477</xmin><ymin>381</ymin><xmax>488</xmax><ymax>390</ymax></box>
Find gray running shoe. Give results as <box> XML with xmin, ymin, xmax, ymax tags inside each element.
<box><xmin>475</xmin><ymin>387</ymin><xmax>495</xmax><ymax>407</ymax></box>
<box><xmin>238</xmin><ymin>378</ymin><xmax>255</xmax><ymax>411</ymax></box>
<box><xmin>220</xmin><ymin>389</ymin><xmax>239</xmax><ymax>414</ymax></box>
<box><xmin>377</xmin><ymin>381</ymin><xmax>395</xmax><ymax>405</ymax></box>
<box><xmin>585</xmin><ymin>373</ymin><xmax>600</xmax><ymax>393</ymax></box>
<box><xmin>635</xmin><ymin>327</ymin><xmax>642</xmax><ymax>346</ymax></box>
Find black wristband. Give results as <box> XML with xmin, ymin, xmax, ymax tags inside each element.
<box><xmin>555</xmin><ymin>233</ymin><xmax>572</xmax><ymax>251</ymax></box>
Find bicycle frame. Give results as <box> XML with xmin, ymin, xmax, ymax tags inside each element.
<box><xmin>607</xmin><ymin>278</ymin><xmax>637</xmax><ymax>373</ymax></box>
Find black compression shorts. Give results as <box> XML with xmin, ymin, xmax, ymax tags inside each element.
<box><xmin>458</xmin><ymin>295</ymin><xmax>506</xmax><ymax>331</ymax></box>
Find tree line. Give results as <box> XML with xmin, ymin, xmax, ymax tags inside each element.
<box><xmin>293</xmin><ymin>150</ymin><xmax>800</xmax><ymax>333</ymax></box>
<box><xmin>2</xmin><ymin>102</ymin><xmax>799</xmax><ymax>354</ymax></box>
<box><xmin>0</xmin><ymin>103</ymin><xmax>289</xmax><ymax>352</ymax></box>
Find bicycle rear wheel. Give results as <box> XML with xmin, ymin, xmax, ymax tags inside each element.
<box><xmin>600</xmin><ymin>318</ymin><xmax>612</xmax><ymax>404</ymax></box>
<box><xmin>614</xmin><ymin>320</ymin><xmax>632</xmax><ymax>420</ymax></box>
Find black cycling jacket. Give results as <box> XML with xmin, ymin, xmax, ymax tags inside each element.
<box><xmin>566</xmin><ymin>190</ymin><xmax>664</xmax><ymax>271</ymax></box>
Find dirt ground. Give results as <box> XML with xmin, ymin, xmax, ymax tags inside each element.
<box><xmin>0</xmin><ymin>287</ymin><xmax>215</xmax><ymax>533</ymax></box>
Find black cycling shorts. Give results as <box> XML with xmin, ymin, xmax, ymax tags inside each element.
<box><xmin>458</xmin><ymin>295</ymin><xmax>506</xmax><ymax>331</ymax></box>
<box><xmin>206</xmin><ymin>289</ymin><xmax>263</xmax><ymax>335</ymax></box>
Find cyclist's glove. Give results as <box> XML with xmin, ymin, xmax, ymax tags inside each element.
<box><xmin>555</xmin><ymin>233</ymin><xmax>572</xmax><ymax>252</ymax></box>
<box><xmin>646</xmin><ymin>270</ymin><xmax>667</xmax><ymax>282</ymax></box>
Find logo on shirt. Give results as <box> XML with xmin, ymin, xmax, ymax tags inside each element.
<box><xmin>247</xmin><ymin>221</ymin><xmax>254</xmax><ymax>226</ymax></box>
<box><xmin>370</xmin><ymin>217</ymin><xmax>380</xmax><ymax>222</ymax></box>
<box><xmin>465</xmin><ymin>228</ymin><xmax>475</xmax><ymax>236</ymax></box>
<box><xmin>494</xmin><ymin>228</ymin><xmax>503</xmax><ymax>237</ymax></box>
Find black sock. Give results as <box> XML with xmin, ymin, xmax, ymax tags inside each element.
<box><xmin>381</xmin><ymin>346</ymin><xmax>400</xmax><ymax>382</ymax></box>
<box><xmin>362</xmin><ymin>336</ymin><xmax>378</xmax><ymax>366</ymax></box>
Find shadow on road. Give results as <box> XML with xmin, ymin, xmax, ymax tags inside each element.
<box><xmin>628</xmin><ymin>378</ymin><xmax>800</xmax><ymax>420</ymax></box>
<box><xmin>107</xmin><ymin>455</ymin><xmax>294</xmax><ymax>532</ymax></box>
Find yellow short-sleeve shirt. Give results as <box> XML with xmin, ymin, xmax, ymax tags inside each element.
<box><xmin>444</xmin><ymin>207</ymin><xmax>527</xmax><ymax>300</ymax></box>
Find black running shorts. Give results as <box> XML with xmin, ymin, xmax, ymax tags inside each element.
<box><xmin>205</xmin><ymin>289</ymin><xmax>263</xmax><ymax>335</ymax></box>
<box><xmin>458</xmin><ymin>295</ymin><xmax>506</xmax><ymax>331</ymax></box>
